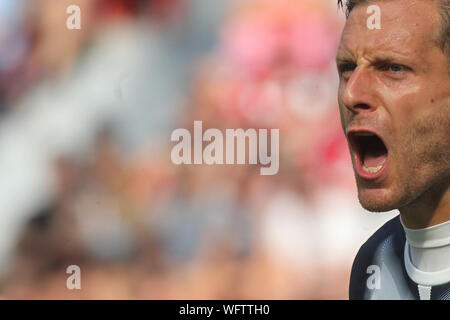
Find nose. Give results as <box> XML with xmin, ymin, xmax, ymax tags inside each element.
<box><xmin>341</xmin><ymin>67</ymin><xmax>376</xmax><ymax>114</ymax></box>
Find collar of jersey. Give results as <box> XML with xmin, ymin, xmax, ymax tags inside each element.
<box><xmin>404</xmin><ymin>241</ymin><xmax>450</xmax><ymax>287</ymax></box>
<box><xmin>400</xmin><ymin>217</ymin><xmax>450</xmax><ymax>248</ymax></box>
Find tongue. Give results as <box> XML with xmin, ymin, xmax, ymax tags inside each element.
<box><xmin>363</xmin><ymin>139</ymin><xmax>387</xmax><ymax>168</ymax></box>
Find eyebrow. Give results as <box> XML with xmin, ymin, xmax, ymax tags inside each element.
<box><xmin>335</xmin><ymin>45</ymin><xmax>355</xmax><ymax>64</ymax></box>
<box><xmin>335</xmin><ymin>37</ymin><xmax>418</xmax><ymax>62</ymax></box>
<box><xmin>336</xmin><ymin>51</ymin><xmax>415</xmax><ymax>67</ymax></box>
<box><xmin>335</xmin><ymin>54</ymin><xmax>355</xmax><ymax>68</ymax></box>
<box><xmin>336</xmin><ymin>55</ymin><xmax>354</xmax><ymax>64</ymax></box>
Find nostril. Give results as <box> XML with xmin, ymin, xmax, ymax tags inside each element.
<box><xmin>354</xmin><ymin>104</ymin><xmax>371</xmax><ymax>110</ymax></box>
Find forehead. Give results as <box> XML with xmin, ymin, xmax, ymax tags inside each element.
<box><xmin>338</xmin><ymin>0</ymin><xmax>441</xmax><ymax>59</ymax></box>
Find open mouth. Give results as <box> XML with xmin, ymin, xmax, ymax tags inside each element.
<box><xmin>348</xmin><ymin>131</ymin><xmax>388</xmax><ymax>179</ymax></box>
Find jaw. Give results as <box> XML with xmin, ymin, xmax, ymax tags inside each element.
<box><xmin>356</xmin><ymin>183</ymin><xmax>399</xmax><ymax>212</ymax></box>
<box><xmin>397</xmin><ymin>174</ymin><xmax>450</xmax><ymax>228</ymax></box>
<box><xmin>353</xmin><ymin>158</ymin><xmax>408</xmax><ymax>212</ymax></box>
<box><xmin>355</xmin><ymin>163</ymin><xmax>450</xmax><ymax>221</ymax></box>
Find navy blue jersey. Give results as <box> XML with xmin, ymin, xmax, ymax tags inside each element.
<box><xmin>349</xmin><ymin>216</ymin><xmax>450</xmax><ymax>300</ymax></box>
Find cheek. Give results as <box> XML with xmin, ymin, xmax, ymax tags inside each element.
<box><xmin>337</xmin><ymin>92</ymin><xmax>348</xmax><ymax>130</ymax></box>
<box><xmin>383</xmin><ymin>88</ymin><xmax>431</xmax><ymax>142</ymax></box>
<box><xmin>338</xmin><ymin>105</ymin><xmax>347</xmax><ymax>130</ymax></box>
<box><xmin>391</xmin><ymin>104</ymin><xmax>450</xmax><ymax>182</ymax></box>
<box><xmin>384</xmin><ymin>82</ymin><xmax>434</xmax><ymax>119</ymax></box>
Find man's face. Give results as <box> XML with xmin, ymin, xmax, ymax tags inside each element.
<box><xmin>336</xmin><ymin>0</ymin><xmax>450</xmax><ymax>212</ymax></box>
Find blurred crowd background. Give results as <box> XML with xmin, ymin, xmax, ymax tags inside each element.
<box><xmin>0</xmin><ymin>0</ymin><xmax>397</xmax><ymax>299</ymax></box>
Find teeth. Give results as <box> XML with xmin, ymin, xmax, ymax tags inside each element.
<box><xmin>362</xmin><ymin>165</ymin><xmax>383</xmax><ymax>173</ymax></box>
<box><xmin>354</xmin><ymin>132</ymin><xmax>374</xmax><ymax>136</ymax></box>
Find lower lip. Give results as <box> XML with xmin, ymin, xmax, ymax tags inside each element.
<box><xmin>353</xmin><ymin>152</ymin><xmax>389</xmax><ymax>180</ymax></box>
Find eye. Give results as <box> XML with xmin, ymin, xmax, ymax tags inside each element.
<box><xmin>377</xmin><ymin>62</ymin><xmax>410</xmax><ymax>74</ymax></box>
<box><xmin>338</xmin><ymin>63</ymin><xmax>356</xmax><ymax>79</ymax></box>
<box><xmin>388</xmin><ymin>64</ymin><xmax>406</xmax><ymax>72</ymax></box>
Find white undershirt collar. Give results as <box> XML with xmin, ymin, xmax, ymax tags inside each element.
<box><xmin>401</xmin><ymin>217</ymin><xmax>450</xmax><ymax>248</ymax></box>
<box><xmin>400</xmin><ymin>217</ymin><xmax>450</xmax><ymax>287</ymax></box>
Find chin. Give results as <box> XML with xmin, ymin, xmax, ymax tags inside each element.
<box><xmin>357</xmin><ymin>187</ymin><xmax>400</xmax><ymax>212</ymax></box>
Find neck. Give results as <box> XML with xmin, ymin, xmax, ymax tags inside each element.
<box><xmin>400</xmin><ymin>180</ymin><xmax>450</xmax><ymax>229</ymax></box>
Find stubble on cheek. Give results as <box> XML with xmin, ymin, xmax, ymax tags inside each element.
<box><xmin>394</xmin><ymin>107</ymin><xmax>450</xmax><ymax>205</ymax></box>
